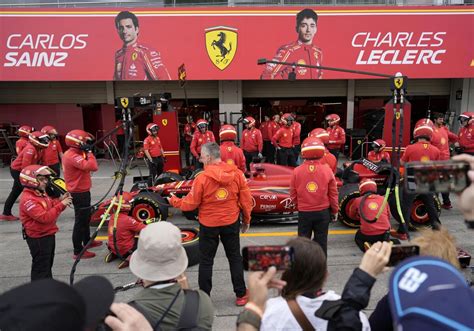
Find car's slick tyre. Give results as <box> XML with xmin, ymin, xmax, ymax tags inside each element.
<box><xmin>131</xmin><ymin>192</ymin><xmax>168</xmax><ymax>223</ymax></box>
<box><xmin>338</xmin><ymin>184</ymin><xmax>361</xmax><ymax>228</ymax></box>
<box><xmin>180</xmin><ymin>227</ymin><xmax>200</xmax><ymax>267</ymax></box>
<box><xmin>155</xmin><ymin>172</ymin><xmax>185</xmax><ymax>185</ymax></box>
<box><xmin>189</xmin><ymin>168</ymin><xmax>203</xmax><ymax>179</ymax></box>
<box><xmin>410</xmin><ymin>194</ymin><xmax>442</xmax><ymax>229</ymax></box>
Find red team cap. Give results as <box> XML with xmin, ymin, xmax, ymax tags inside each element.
<box><xmin>308</xmin><ymin>128</ymin><xmax>329</xmax><ymax>145</ymax></box>
<box><xmin>281</xmin><ymin>113</ymin><xmax>294</xmax><ymax>126</ymax></box>
<box><xmin>146</xmin><ymin>123</ymin><xmax>159</xmax><ymax>135</ymax></box>
<box><xmin>325</xmin><ymin>114</ymin><xmax>340</xmax><ymax>125</ymax></box>
<box><xmin>41</xmin><ymin>125</ymin><xmax>58</xmax><ymax>136</ymax></box>
<box><xmin>372</xmin><ymin>139</ymin><xmax>386</xmax><ymax>151</ymax></box>
<box><xmin>196</xmin><ymin>119</ymin><xmax>208</xmax><ymax>129</ymax></box>
<box><xmin>20</xmin><ymin>165</ymin><xmax>54</xmax><ymax>189</ymax></box>
<box><xmin>29</xmin><ymin>131</ymin><xmax>50</xmax><ymax>149</ymax></box>
<box><xmin>243</xmin><ymin>116</ymin><xmax>256</xmax><ymax>127</ymax></box>
<box><xmin>65</xmin><ymin>129</ymin><xmax>94</xmax><ymax>148</ymax></box>
<box><xmin>359</xmin><ymin>178</ymin><xmax>377</xmax><ymax>195</ymax></box>
<box><xmin>413</xmin><ymin>121</ymin><xmax>434</xmax><ymax>140</ymax></box>
<box><xmin>18</xmin><ymin>125</ymin><xmax>34</xmax><ymax>138</ymax></box>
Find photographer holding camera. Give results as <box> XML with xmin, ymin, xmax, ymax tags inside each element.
<box><xmin>63</xmin><ymin>129</ymin><xmax>101</xmax><ymax>260</ymax></box>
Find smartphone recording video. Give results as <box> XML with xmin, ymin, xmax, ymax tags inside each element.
<box><xmin>388</xmin><ymin>244</ymin><xmax>420</xmax><ymax>267</ymax></box>
<box><xmin>405</xmin><ymin>160</ymin><xmax>470</xmax><ymax>193</ymax></box>
<box><xmin>242</xmin><ymin>245</ymin><xmax>294</xmax><ymax>271</ymax></box>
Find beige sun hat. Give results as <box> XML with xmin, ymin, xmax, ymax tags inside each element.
<box><xmin>129</xmin><ymin>222</ymin><xmax>188</xmax><ymax>282</ymax></box>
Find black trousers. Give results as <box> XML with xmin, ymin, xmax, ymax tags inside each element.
<box><xmin>199</xmin><ymin>221</ymin><xmax>246</xmax><ymax>297</ymax></box>
<box><xmin>297</xmin><ymin>209</ymin><xmax>331</xmax><ymax>256</ymax></box>
<box><xmin>277</xmin><ymin>147</ymin><xmax>296</xmax><ymax>167</ymax></box>
<box><xmin>400</xmin><ymin>190</ymin><xmax>440</xmax><ymax>233</ymax></box>
<box><xmin>266</xmin><ymin>142</ymin><xmax>276</xmax><ymax>164</ymax></box>
<box><xmin>48</xmin><ymin>163</ymin><xmax>61</xmax><ymax>177</ymax></box>
<box><xmin>328</xmin><ymin>148</ymin><xmax>340</xmax><ymax>161</ymax></box>
<box><xmin>26</xmin><ymin>235</ymin><xmax>55</xmax><ymax>281</ymax></box>
<box><xmin>193</xmin><ymin>157</ymin><xmax>204</xmax><ymax>170</ymax></box>
<box><xmin>147</xmin><ymin>156</ymin><xmax>164</xmax><ymax>186</ymax></box>
<box><xmin>293</xmin><ymin>145</ymin><xmax>301</xmax><ymax>164</ymax></box>
<box><xmin>184</xmin><ymin>141</ymin><xmax>192</xmax><ymax>167</ymax></box>
<box><xmin>354</xmin><ymin>230</ymin><xmax>390</xmax><ymax>253</ymax></box>
<box><xmin>71</xmin><ymin>191</ymin><xmax>92</xmax><ymax>255</ymax></box>
<box><xmin>3</xmin><ymin>168</ymin><xmax>22</xmax><ymax>216</ymax></box>
<box><xmin>244</xmin><ymin>151</ymin><xmax>258</xmax><ymax>170</ymax></box>
<box><xmin>441</xmin><ymin>193</ymin><xmax>451</xmax><ymax>206</ymax></box>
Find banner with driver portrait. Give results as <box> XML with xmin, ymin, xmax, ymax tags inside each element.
<box><xmin>0</xmin><ymin>6</ymin><xmax>473</xmax><ymax>81</ymax></box>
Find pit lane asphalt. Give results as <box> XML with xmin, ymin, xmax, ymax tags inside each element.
<box><xmin>0</xmin><ymin>159</ymin><xmax>472</xmax><ymax>330</ymax></box>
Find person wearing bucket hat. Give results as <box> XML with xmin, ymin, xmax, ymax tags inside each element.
<box><xmin>128</xmin><ymin>222</ymin><xmax>214</xmax><ymax>330</ymax></box>
<box><xmin>0</xmin><ymin>275</ymin><xmax>114</xmax><ymax>331</ymax></box>
<box><xmin>388</xmin><ymin>256</ymin><xmax>474</xmax><ymax>330</ymax></box>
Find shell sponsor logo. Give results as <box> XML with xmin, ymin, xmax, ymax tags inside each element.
<box><xmin>420</xmin><ymin>156</ymin><xmax>430</xmax><ymax>162</ymax></box>
<box><xmin>215</xmin><ymin>188</ymin><xmax>228</xmax><ymax>200</ymax></box>
<box><xmin>440</xmin><ymin>137</ymin><xmax>446</xmax><ymax>145</ymax></box>
<box><xmin>226</xmin><ymin>159</ymin><xmax>235</xmax><ymax>165</ymax></box>
<box><xmin>306</xmin><ymin>181</ymin><xmax>318</xmax><ymax>192</ymax></box>
<box><xmin>368</xmin><ymin>202</ymin><xmax>379</xmax><ymax>210</ymax></box>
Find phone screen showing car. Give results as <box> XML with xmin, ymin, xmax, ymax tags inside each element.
<box><xmin>405</xmin><ymin>160</ymin><xmax>470</xmax><ymax>193</ymax></box>
<box><xmin>242</xmin><ymin>245</ymin><xmax>294</xmax><ymax>271</ymax></box>
<box><xmin>388</xmin><ymin>245</ymin><xmax>420</xmax><ymax>267</ymax></box>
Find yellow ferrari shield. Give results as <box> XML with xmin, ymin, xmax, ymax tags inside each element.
<box><xmin>394</xmin><ymin>77</ymin><xmax>404</xmax><ymax>89</ymax></box>
<box><xmin>162</xmin><ymin>119</ymin><xmax>168</xmax><ymax>126</ymax></box>
<box><xmin>205</xmin><ymin>26</ymin><xmax>238</xmax><ymax>71</ymax></box>
<box><xmin>120</xmin><ymin>97</ymin><xmax>129</xmax><ymax>108</ymax></box>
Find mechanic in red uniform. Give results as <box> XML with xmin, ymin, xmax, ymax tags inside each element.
<box><xmin>291</xmin><ymin>112</ymin><xmax>302</xmax><ymax>164</ymax></box>
<box><xmin>367</xmin><ymin>139</ymin><xmax>391</xmax><ymax>163</ymax></box>
<box><xmin>352</xmin><ymin>179</ymin><xmax>391</xmax><ymax>252</ymax></box>
<box><xmin>290</xmin><ymin>137</ymin><xmax>338</xmax><ymax>256</ymax></box>
<box><xmin>183</xmin><ymin>115</ymin><xmax>196</xmax><ymax>167</ymax></box>
<box><xmin>105</xmin><ymin>192</ymin><xmax>146</xmax><ymax>269</ymax></box>
<box><xmin>40</xmin><ymin>125</ymin><xmax>63</xmax><ymax>177</ymax></box>
<box><xmin>63</xmin><ymin>129</ymin><xmax>101</xmax><ymax>259</ymax></box>
<box><xmin>260</xmin><ymin>115</ymin><xmax>271</xmax><ymax>161</ymax></box>
<box><xmin>326</xmin><ymin>114</ymin><xmax>346</xmax><ymax>161</ymax></box>
<box><xmin>191</xmin><ymin>119</ymin><xmax>215</xmax><ymax>169</ymax></box>
<box><xmin>143</xmin><ymin>123</ymin><xmax>165</xmax><ymax>186</ymax></box>
<box><xmin>19</xmin><ymin>165</ymin><xmax>72</xmax><ymax>280</ymax></box>
<box><xmin>261</xmin><ymin>9</ymin><xmax>322</xmax><ymax>80</ymax></box>
<box><xmin>114</xmin><ymin>11</ymin><xmax>171</xmax><ymax>80</ymax></box>
<box><xmin>15</xmin><ymin>125</ymin><xmax>34</xmax><ymax>155</ymax></box>
<box><xmin>219</xmin><ymin>124</ymin><xmax>246</xmax><ymax>172</ymax></box>
<box><xmin>308</xmin><ymin>128</ymin><xmax>337</xmax><ymax>173</ymax></box>
<box><xmin>456</xmin><ymin>112</ymin><xmax>474</xmax><ymax>156</ymax></box>
<box><xmin>432</xmin><ymin>113</ymin><xmax>459</xmax><ymax>209</ymax></box>
<box><xmin>272</xmin><ymin>113</ymin><xmax>296</xmax><ymax>167</ymax></box>
<box><xmin>1</xmin><ymin>131</ymin><xmax>49</xmax><ymax>221</ymax></box>
<box><xmin>168</xmin><ymin>142</ymin><xmax>252</xmax><ymax>306</ymax></box>
<box><xmin>266</xmin><ymin>114</ymin><xmax>280</xmax><ymax>164</ymax></box>
<box><xmin>392</xmin><ymin>121</ymin><xmax>441</xmax><ymax>240</ymax></box>
<box><xmin>241</xmin><ymin>116</ymin><xmax>263</xmax><ymax>170</ymax></box>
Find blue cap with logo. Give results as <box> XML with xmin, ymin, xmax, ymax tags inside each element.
<box><xmin>389</xmin><ymin>256</ymin><xmax>474</xmax><ymax>330</ymax></box>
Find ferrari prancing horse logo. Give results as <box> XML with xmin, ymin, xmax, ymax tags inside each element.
<box><xmin>205</xmin><ymin>26</ymin><xmax>238</xmax><ymax>71</ymax></box>
<box><xmin>162</xmin><ymin>119</ymin><xmax>168</xmax><ymax>126</ymax></box>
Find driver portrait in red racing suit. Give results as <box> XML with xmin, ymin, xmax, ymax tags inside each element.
<box><xmin>114</xmin><ymin>11</ymin><xmax>171</xmax><ymax>81</ymax></box>
<box><xmin>261</xmin><ymin>8</ymin><xmax>323</xmax><ymax>80</ymax></box>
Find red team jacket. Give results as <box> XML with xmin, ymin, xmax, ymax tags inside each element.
<box><xmin>260</xmin><ymin>121</ymin><xmax>270</xmax><ymax>141</ymax></box>
<box><xmin>458</xmin><ymin>124</ymin><xmax>474</xmax><ymax>153</ymax></box>
<box><xmin>367</xmin><ymin>151</ymin><xmax>391</xmax><ymax>163</ymax></box>
<box><xmin>432</xmin><ymin>126</ymin><xmax>458</xmax><ymax>160</ymax></box>
<box><xmin>290</xmin><ymin>160</ymin><xmax>338</xmax><ymax>214</ymax></box>
<box><xmin>42</xmin><ymin>140</ymin><xmax>63</xmax><ymax>166</ymax></box>
<box><xmin>401</xmin><ymin>141</ymin><xmax>440</xmax><ymax>163</ymax></box>
<box><xmin>291</xmin><ymin>121</ymin><xmax>302</xmax><ymax>146</ymax></box>
<box><xmin>107</xmin><ymin>213</ymin><xmax>145</xmax><ymax>256</ymax></box>
<box><xmin>114</xmin><ymin>42</ymin><xmax>171</xmax><ymax>80</ymax></box>
<box><xmin>190</xmin><ymin>131</ymin><xmax>215</xmax><ymax>158</ymax></box>
<box><xmin>261</xmin><ymin>41</ymin><xmax>323</xmax><ymax>80</ymax></box>
<box><xmin>63</xmin><ymin>149</ymin><xmax>98</xmax><ymax>193</ymax></box>
<box><xmin>143</xmin><ymin>136</ymin><xmax>163</xmax><ymax>158</ymax></box>
<box><xmin>322</xmin><ymin>150</ymin><xmax>337</xmax><ymax>174</ymax></box>
<box><xmin>11</xmin><ymin>143</ymin><xmax>41</xmax><ymax>171</ymax></box>
<box><xmin>353</xmin><ymin>194</ymin><xmax>391</xmax><ymax>236</ymax></box>
<box><xmin>220</xmin><ymin>141</ymin><xmax>246</xmax><ymax>172</ymax></box>
<box><xmin>16</xmin><ymin>137</ymin><xmax>29</xmax><ymax>155</ymax></box>
<box><xmin>184</xmin><ymin>123</ymin><xmax>196</xmax><ymax>142</ymax></box>
<box><xmin>272</xmin><ymin>127</ymin><xmax>294</xmax><ymax>148</ymax></box>
<box><xmin>327</xmin><ymin>125</ymin><xmax>346</xmax><ymax>150</ymax></box>
<box><xmin>20</xmin><ymin>188</ymin><xmax>66</xmax><ymax>238</ymax></box>
<box><xmin>241</xmin><ymin>128</ymin><xmax>263</xmax><ymax>153</ymax></box>
<box><xmin>267</xmin><ymin>121</ymin><xmax>280</xmax><ymax>142</ymax></box>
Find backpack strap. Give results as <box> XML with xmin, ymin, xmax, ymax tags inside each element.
<box><xmin>176</xmin><ymin>289</ymin><xmax>200</xmax><ymax>330</ymax></box>
<box><xmin>287</xmin><ymin>299</ymin><xmax>315</xmax><ymax>331</ymax></box>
